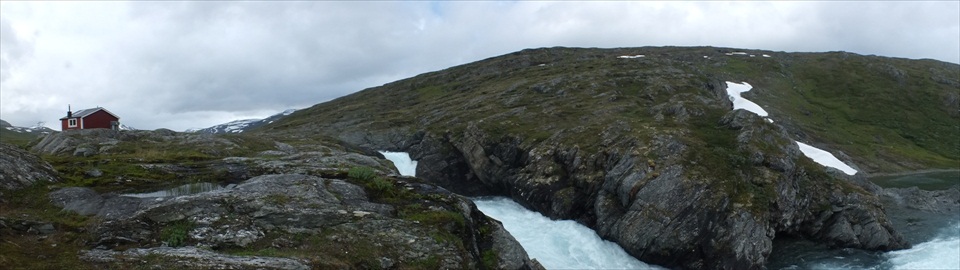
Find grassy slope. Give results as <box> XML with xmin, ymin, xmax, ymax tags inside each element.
<box><xmin>265</xmin><ymin>47</ymin><xmax>959</xmax><ymax>174</ymax></box>
<box><xmin>713</xmin><ymin>52</ymin><xmax>959</xmax><ymax>172</ymax></box>
<box><xmin>0</xmin><ymin>129</ymin><xmax>42</xmax><ymax>147</ymax></box>
<box><xmin>267</xmin><ymin>47</ymin><xmax>715</xmax><ymax>149</ymax></box>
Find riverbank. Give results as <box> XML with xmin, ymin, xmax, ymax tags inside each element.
<box><xmin>866</xmin><ymin>168</ymin><xmax>960</xmax><ymax>178</ymax></box>
<box><xmin>869</xmin><ymin>170</ymin><xmax>960</xmax><ymax>191</ymax></box>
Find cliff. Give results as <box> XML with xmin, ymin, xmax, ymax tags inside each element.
<box><xmin>259</xmin><ymin>47</ymin><xmax>958</xmax><ymax>269</ymax></box>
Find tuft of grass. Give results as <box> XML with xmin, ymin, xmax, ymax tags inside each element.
<box><xmin>347</xmin><ymin>166</ymin><xmax>377</xmax><ymax>182</ymax></box>
<box><xmin>482</xmin><ymin>250</ymin><xmax>500</xmax><ymax>269</ymax></box>
<box><xmin>159</xmin><ymin>220</ymin><xmax>193</xmax><ymax>247</ymax></box>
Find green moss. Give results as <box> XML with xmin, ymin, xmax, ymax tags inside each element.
<box><xmin>264</xmin><ymin>194</ymin><xmax>292</xmax><ymax>206</ymax></box>
<box><xmin>365</xmin><ymin>177</ymin><xmax>395</xmax><ymax>198</ymax></box>
<box><xmin>160</xmin><ymin>220</ymin><xmax>194</xmax><ymax>247</ymax></box>
<box><xmin>347</xmin><ymin>166</ymin><xmax>377</xmax><ymax>182</ymax></box>
<box><xmin>403</xmin><ymin>210</ymin><xmax>467</xmax><ymax>229</ymax></box>
<box><xmin>482</xmin><ymin>250</ymin><xmax>500</xmax><ymax>269</ymax></box>
<box><xmin>1</xmin><ymin>184</ymin><xmax>92</xmax><ymax>228</ymax></box>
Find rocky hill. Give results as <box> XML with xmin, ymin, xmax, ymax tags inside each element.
<box><xmin>1</xmin><ymin>129</ymin><xmax>542</xmax><ymax>269</ymax></box>
<box><xmin>258</xmin><ymin>47</ymin><xmax>959</xmax><ymax>269</ymax></box>
<box><xmin>189</xmin><ymin>109</ymin><xmax>297</xmax><ymax>134</ymax></box>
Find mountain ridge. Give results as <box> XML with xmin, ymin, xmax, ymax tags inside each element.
<box><xmin>257</xmin><ymin>46</ymin><xmax>958</xmax><ymax>269</ymax></box>
<box><xmin>188</xmin><ymin>109</ymin><xmax>297</xmax><ymax>134</ymax></box>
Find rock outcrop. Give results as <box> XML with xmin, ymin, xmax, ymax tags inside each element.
<box><xmin>80</xmin><ymin>247</ymin><xmax>311</xmax><ymax>270</ymax></box>
<box><xmin>252</xmin><ymin>46</ymin><xmax>953</xmax><ymax>269</ymax></box>
<box><xmin>401</xmin><ymin>109</ymin><xmax>908</xmax><ymax>269</ymax></box>
<box><xmin>55</xmin><ymin>174</ymin><xmax>542</xmax><ymax>269</ymax></box>
<box><xmin>0</xmin><ymin>142</ymin><xmax>59</xmax><ymax>196</ymax></box>
<box><xmin>6</xmin><ymin>128</ymin><xmax>542</xmax><ymax>269</ymax></box>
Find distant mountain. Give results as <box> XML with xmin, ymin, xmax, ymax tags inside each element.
<box><xmin>0</xmin><ymin>119</ymin><xmax>56</xmax><ymax>146</ymax></box>
<box><xmin>119</xmin><ymin>124</ymin><xmax>137</xmax><ymax>131</ymax></box>
<box><xmin>1</xmin><ymin>120</ymin><xmax>56</xmax><ymax>134</ymax></box>
<box><xmin>188</xmin><ymin>109</ymin><xmax>296</xmax><ymax>134</ymax></box>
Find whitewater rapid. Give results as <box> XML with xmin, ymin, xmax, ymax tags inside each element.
<box><xmin>378</xmin><ymin>151</ymin><xmax>660</xmax><ymax>269</ymax></box>
<box><xmin>379</xmin><ymin>151</ymin><xmax>418</xmax><ymax>176</ymax></box>
<box><xmin>474</xmin><ymin>197</ymin><xmax>663</xmax><ymax>270</ymax></box>
<box><xmin>378</xmin><ymin>151</ymin><xmax>956</xmax><ymax>269</ymax></box>
<box><xmin>884</xmin><ymin>221</ymin><xmax>960</xmax><ymax>269</ymax></box>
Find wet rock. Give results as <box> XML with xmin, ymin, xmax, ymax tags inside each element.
<box><xmin>49</xmin><ymin>187</ymin><xmax>155</xmax><ymax>220</ymax></box>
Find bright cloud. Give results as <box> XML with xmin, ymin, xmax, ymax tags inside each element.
<box><xmin>1</xmin><ymin>1</ymin><xmax>957</xmax><ymax>131</ymax></box>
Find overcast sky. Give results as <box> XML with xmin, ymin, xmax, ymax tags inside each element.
<box><xmin>2</xmin><ymin>1</ymin><xmax>958</xmax><ymax>131</ymax></box>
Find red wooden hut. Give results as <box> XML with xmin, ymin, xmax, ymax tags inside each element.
<box><xmin>60</xmin><ymin>106</ymin><xmax>121</xmax><ymax>131</ymax></box>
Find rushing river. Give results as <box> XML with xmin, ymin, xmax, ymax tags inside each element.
<box><xmin>770</xmin><ymin>171</ymin><xmax>960</xmax><ymax>269</ymax></box>
<box><xmin>475</xmin><ymin>197</ymin><xmax>663</xmax><ymax>270</ymax></box>
<box><xmin>380</xmin><ymin>152</ymin><xmax>958</xmax><ymax>269</ymax></box>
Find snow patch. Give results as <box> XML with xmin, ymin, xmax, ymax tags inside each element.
<box><xmin>762</xmin><ymin>54</ymin><xmax>771</xmax><ymax>58</ymax></box>
<box><xmin>796</xmin><ymin>142</ymin><xmax>858</xmax><ymax>175</ymax></box>
<box><xmin>724</xmin><ymin>82</ymin><xmax>769</xmax><ymax>117</ymax></box>
<box><xmin>725</xmin><ymin>52</ymin><xmax>749</xmax><ymax>56</ymax></box>
<box><xmin>724</xmin><ymin>81</ymin><xmax>857</xmax><ymax>175</ymax></box>
<box><xmin>617</xmin><ymin>55</ymin><xmax>645</xmax><ymax>59</ymax></box>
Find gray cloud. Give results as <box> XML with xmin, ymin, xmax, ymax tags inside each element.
<box><xmin>1</xmin><ymin>1</ymin><xmax>957</xmax><ymax>131</ymax></box>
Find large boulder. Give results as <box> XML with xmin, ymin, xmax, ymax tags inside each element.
<box><xmin>64</xmin><ymin>174</ymin><xmax>541</xmax><ymax>269</ymax></box>
<box><xmin>0</xmin><ymin>142</ymin><xmax>59</xmax><ymax>196</ymax></box>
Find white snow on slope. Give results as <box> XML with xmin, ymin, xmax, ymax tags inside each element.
<box><xmin>724</xmin><ymin>82</ymin><xmax>769</xmax><ymax>117</ymax></box>
<box><xmin>617</xmin><ymin>55</ymin><xmax>645</xmax><ymax>59</ymax></box>
<box><xmin>724</xmin><ymin>81</ymin><xmax>857</xmax><ymax>175</ymax></box>
<box><xmin>796</xmin><ymin>142</ymin><xmax>858</xmax><ymax>175</ymax></box>
<box><xmin>222</xmin><ymin>119</ymin><xmax>260</xmax><ymax>133</ymax></box>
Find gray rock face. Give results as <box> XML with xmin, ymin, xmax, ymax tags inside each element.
<box><xmin>31</xmin><ymin>129</ymin><xmax>236</xmax><ymax>156</ymax></box>
<box><xmin>65</xmin><ymin>174</ymin><xmax>540</xmax><ymax>270</ymax></box>
<box><xmin>80</xmin><ymin>247</ymin><xmax>310</xmax><ymax>270</ymax></box>
<box><xmin>393</xmin><ymin>110</ymin><xmax>909</xmax><ymax>269</ymax></box>
<box><xmin>48</xmin><ymin>187</ymin><xmax>151</xmax><ymax>220</ymax></box>
<box><xmin>0</xmin><ymin>142</ymin><xmax>59</xmax><ymax>194</ymax></box>
<box><xmin>881</xmin><ymin>186</ymin><xmax>960</xmax><ymax>214</ymax></box>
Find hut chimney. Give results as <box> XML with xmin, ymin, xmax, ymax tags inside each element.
<box><xmin>67</xmin><ymin>104</ymin><xmax>72</xmax><ymax>118</ymax></box>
